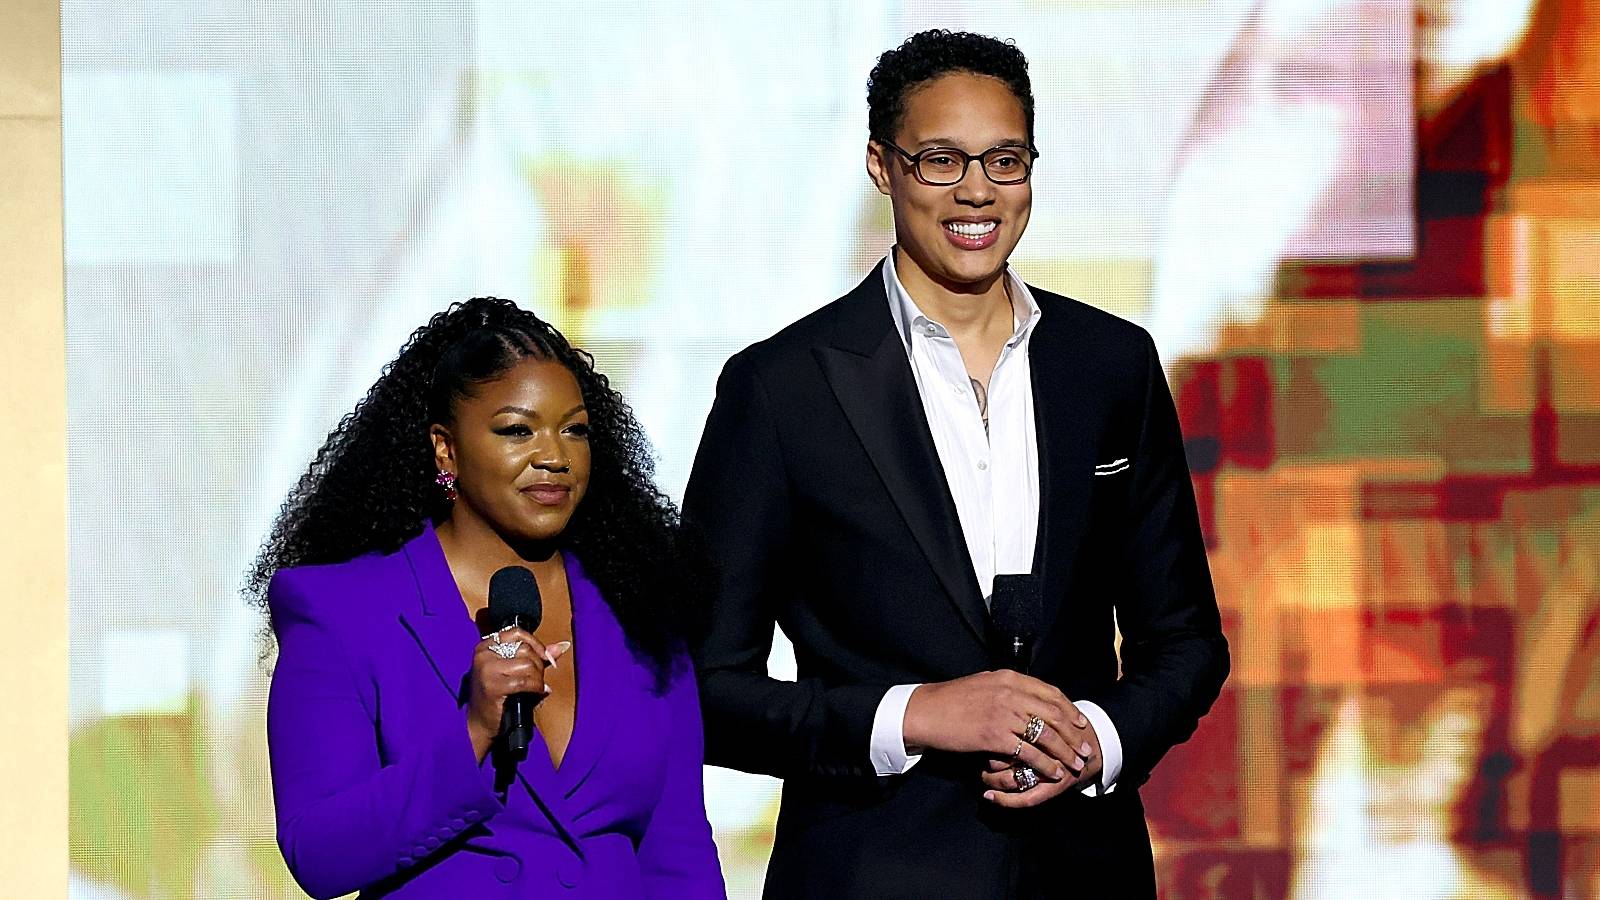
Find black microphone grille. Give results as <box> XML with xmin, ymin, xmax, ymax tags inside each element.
<box><xmin>991</xmin><ymin>573</ymin><xmax>1042</xmax><ymax>639</ymax></box>
<box><xmin>487</xmin><ymin>565</ymin><xmax>543</xmax><ymax>629</ymax></box>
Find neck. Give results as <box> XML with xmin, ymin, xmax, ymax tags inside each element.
<box><xmin>893</xmin><ymin>245</ymin><xmax>1013</xmax><ymax>336</ymax></box>
<box><xmin>436</xmin><ymin>510</ymin><xmax>566</xmax><ymax>610</ymax></box>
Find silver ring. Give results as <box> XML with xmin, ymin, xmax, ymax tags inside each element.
<box><xmin>1011</xmin><ymin>739</ymin><xmax>1025</xmax><ymax>760</ymax></box>
<box><xmin>1012</xmin><ymin>765</ymin><xmax>1039</xmax><ymax>792</ymax></box>
<box><xmin>490</xmin><ymin>640</ymin><xmax>522</xmax><ymax>659</ymax></box>
<box><xmin>1023</xmin><ymin>715</ymin><xmax>1045</xmax><ymax>744</ymax></box>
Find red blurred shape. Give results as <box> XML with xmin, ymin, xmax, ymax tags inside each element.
<box><xmin>1223</xmin><ymin>357</ymin><xmax>1275</xmax><ymax>470</ymax></box>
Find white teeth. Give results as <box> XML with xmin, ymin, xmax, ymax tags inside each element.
<box><xmin>946</xmin><ymin>221</ymin><xmax>997</xmax><ymax>237</ymax></box>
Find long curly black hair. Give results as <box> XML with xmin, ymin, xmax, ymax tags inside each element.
<box><xmin>246</xmin><ymin>297</ymin><xmax>699</xmax><ymax>682</ymax></box>
<box><xmin>867</xmin><ymin>29</ymin><xmax>1035</xmax><ymax>145</ymax></box>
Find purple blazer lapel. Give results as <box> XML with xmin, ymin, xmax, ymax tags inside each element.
<box><xmin>397</xmin><ymin>522</ymin><xmax>477</xmax><ymax>706</ymax></box>
<box><xmin>395</xmin><ymin>524</ymin><xmax>577</xmax><ymax>834</ymax></box>
<box><xmin>554</xmin><ymin>552</ymin><xmax>621</xmax><ymax>798</ymax></box>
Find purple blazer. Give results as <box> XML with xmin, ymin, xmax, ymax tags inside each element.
<box><xmin>266</xmin><ymin>523</ymin><xmax>726</xmax><ymax>899</ymax></box>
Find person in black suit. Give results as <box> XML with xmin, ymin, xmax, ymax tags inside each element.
<box><xmin>683</xmin><ymin>30</ymin><xmax>1229</xmax><ymax>900</ymax></box>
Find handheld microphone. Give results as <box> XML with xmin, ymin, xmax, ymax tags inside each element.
<box><xmin>990</xmin><ymin>574</ymin><xmax>1042</xmax><ymax>673</ymax></box>
<box><xmin>487</xmin><ymin>566</ymin><xmax>543</xmax><ymax>755</ymax></box>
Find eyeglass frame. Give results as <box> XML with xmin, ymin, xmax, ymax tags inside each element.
<box><xmin>876</xmin><ymin>138</ymin><xmax>1040</xmax><ymax>186</ymax></box>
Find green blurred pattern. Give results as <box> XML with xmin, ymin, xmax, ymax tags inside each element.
<box><xmin>69</xmin><ymin>694</ymin><xmax>217</xmax><ymax>898</ymax></box>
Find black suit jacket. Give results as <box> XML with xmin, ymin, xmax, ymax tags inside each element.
<box><xmin>683</xmin><ymin>263</ymin><xmax>1229</xmax><ymax>899</ymax></box>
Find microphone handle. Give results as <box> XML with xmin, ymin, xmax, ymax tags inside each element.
<box><xmin>502</xmin><ymin>694</ymin><xmax>535</xmax><ymax>754</ymax></box>
<box><xmin>497</xmin><ymin>612</ymin><xmax>541</xmax><ymax>755</ymax></box>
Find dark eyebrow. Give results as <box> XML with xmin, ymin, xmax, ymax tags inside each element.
<box><xmin>493</xmin><ymin>404</ymin><xmax>588</xmax><ymax>420</ymax></box>
<box><xmin>913</xmin><ymin>138</ymin><xmax>1030</xmax><ymax>151</ymax></box>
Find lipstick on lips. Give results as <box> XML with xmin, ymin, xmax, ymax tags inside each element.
<box><xmin>522</xmin><ymin>483</ymin><xmax>571</xmax><ymax>506</ymax></box>
<box><xmin>944</xmin><ymin>217</ymin><xmax>1000</xmax><ymax>250</ymax></box>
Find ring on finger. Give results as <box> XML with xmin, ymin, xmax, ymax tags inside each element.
<box><xmin>1012</xmin><ymin>765</ymin><xmax>1039</xmax><ymax>792</ymax></box>
<box><xmin>490</xmin><ymin>640</ymin><xmax>522</xmax><ymax>659</ymax></box>
<box><xmin>1010</xmin><ymin>739</ymin><xmax>1025</xmax><ymax>760</ymax></box>
<box><xmin>1023</xmin><ymin>715</ymin><xmax>1045</xmax><ymax>744</ymax></box>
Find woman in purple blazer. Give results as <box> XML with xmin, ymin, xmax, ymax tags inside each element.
<box><xmin>248</xmin><ymin>297</ymin><xmax>726</xmax><ymax>899</ymax></box>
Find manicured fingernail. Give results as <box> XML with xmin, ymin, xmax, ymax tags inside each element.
<box><xmin>1054</xmin><ymin>768</ymin><xmax>1066</xmax><ymax>779</ymax></box>
<box><xmin>1079</xmin><ymin>742</ymin><xmax>1093</xmax><ymax>757</ymax></box>
<box><xmin>544</xmin><ymin>641</ymin><xmax>573</xmax><ymax>668</ymax></box>
<box><xmin>1076</xmin><ymin>715</ymin><xmax>1088</xmax><ymax>727</ymax></box>
<box><xmin>983</xmin><ymin>791</ymin><xmax>996</xmax><ymax>802</ymax></box>
<box><xmin>543</xmin><ymin>684</ymin><xmax>553</xmax><ymax>694</ymax></box>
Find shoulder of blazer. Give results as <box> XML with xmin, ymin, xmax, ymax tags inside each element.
<box><xmin>1028</xmin><ymin>284</ymin><xmax>1156</xmax><ymax>376</ymax></box>
<box><xmin>267</xmin><ymin>544</ymin><xmax>410</xmax><ymax>629</ymax></box>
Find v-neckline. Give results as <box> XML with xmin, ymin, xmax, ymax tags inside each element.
<box><xmin>531</xmin><ymin>552</ymin><xmax>585</xmax><ymax>776</ymax></box>
<box><xmin>438</xmin><ymin>542</ymin><xmax>590</xmax><ymax>779</ymax></box>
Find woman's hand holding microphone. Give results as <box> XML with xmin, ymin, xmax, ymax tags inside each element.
<box><xmin>466</xmin><ymin>628</ymin><xmax>571</xmax><ymax>763</ymax></box>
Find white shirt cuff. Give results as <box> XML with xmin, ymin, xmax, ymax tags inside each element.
<box><xmin>1075</xmin><ymin>700</ymin><xmax>1122</xmax><ymax>795</ymax></box>
<box><xmin>869</xmin><ymin>684</ymin><xmax>924</xmax><ymax>776</ymax></box>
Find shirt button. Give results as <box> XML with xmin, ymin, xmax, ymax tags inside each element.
<box><xmin>953</xmin><ymin>385</ymin><xmax>964</xmax><ymax>395</ymax></box>
<box><xmin>977</xmin><ymin>460</ymin><xmax>988</xmax><ymax>471</ymax></box>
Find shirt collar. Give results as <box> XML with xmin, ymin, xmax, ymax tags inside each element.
<box><xmin>882</xmin><ymin>250</ymin><xmax>1042</xmax><ymax>353</ymax></box>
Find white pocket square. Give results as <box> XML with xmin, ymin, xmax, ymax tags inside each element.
<box><xmin>1094</xmin><ymin>458</ymin><xmax>1130</xmax><ymax>476</ymax></box>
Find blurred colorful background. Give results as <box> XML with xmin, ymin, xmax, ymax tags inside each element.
<box><xmin>62</xmin><ymin>1</ymin><xmax>1600</xmax><ymax>897</ymax></box>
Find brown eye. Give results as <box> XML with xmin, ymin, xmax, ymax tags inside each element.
<box><xmin>494</xmin><ymin>424</ymin><xmax>532</xmax><ymax>437</ymax></box>
<box><xmin>564</xmin><ymin>422</ymin><xmax>591</xmax><ymax>438</ymax></box>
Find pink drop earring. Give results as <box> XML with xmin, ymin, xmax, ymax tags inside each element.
<box><xmin>435</xmin><ymin>470</ymin><xmax>458</xmax><ymax>502</ymax></box>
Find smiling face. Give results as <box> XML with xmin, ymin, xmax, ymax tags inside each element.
<box><xmin>430</xmin><ymin>355</ymin><xmax>592</xmax><ymax>546</ymax></box>
<box><xmin>867</xmin><ymin>71</ymin><xmax>1033</xmax><ymax>294</ymax></box>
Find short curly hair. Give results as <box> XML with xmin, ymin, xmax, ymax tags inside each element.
<box><xmin>867</xmin><ymin>29</ymin><xmax>1035</xmax><ymax>145</ymax></box>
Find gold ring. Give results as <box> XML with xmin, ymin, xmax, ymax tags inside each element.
<box><xmin>1023</xmin><ymin>715</ymin><xmax>1045</xmax><ymax>744</ymax></box>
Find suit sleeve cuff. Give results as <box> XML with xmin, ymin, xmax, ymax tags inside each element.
<box><xmin>1075</xmin><ymin>700</ymin><xmax>1123</xmax><ymax>796</ymax></box>
<box><xmin>869</xmin><ymin>684</ymin><xmax>924</xmax><ymax>776</ymax></box>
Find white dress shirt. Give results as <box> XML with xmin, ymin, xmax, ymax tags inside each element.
<box><xmin>867</xmin><ymin>252</ymin><xmax>1124</xmax><ymax>796</ymax></box>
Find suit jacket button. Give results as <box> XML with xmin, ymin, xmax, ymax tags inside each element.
<box><xmin>494</xmin><ymin>855</ymin><xmax>521</xmax><ymax>883</ymax></box>
<box><xmin>557</xmin><ymin>857</ymin><xmax>582</xmax><ymax>888</ymax></box>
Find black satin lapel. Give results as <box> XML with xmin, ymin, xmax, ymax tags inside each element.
<box><xmin>1030</xmin><ymin>319</ymin><xmax>1096</xmax><ymax>645</ymax></box>
<box><xmin>816</xmin><ymin>333</ymin><xmax>989</xmax><ymax>645</ymax></box>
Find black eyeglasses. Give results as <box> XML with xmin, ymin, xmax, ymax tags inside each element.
<box><xmin>879</xmin><ymin>139</ymin><xmax>1039</xmax><ymax>186</ymax></box>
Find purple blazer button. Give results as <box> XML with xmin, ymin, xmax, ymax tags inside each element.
<box><xmin>493</xmin><ymin>855</ymin><xmax>521</xmax><ymax>883</ymax></box>
<box><xmin>557</xmin><ymin>857</ymin><xmax>582</xmax><ymax>889</ymax></box>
